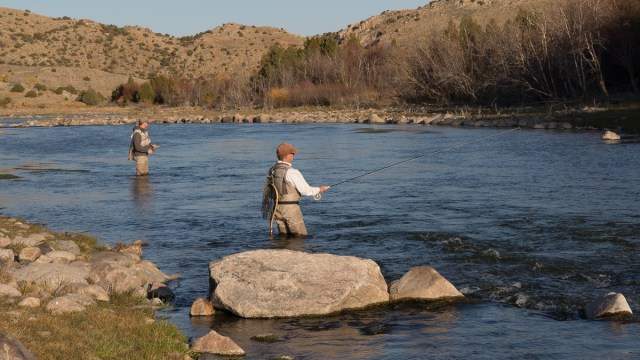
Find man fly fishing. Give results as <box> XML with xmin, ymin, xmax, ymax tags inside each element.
<box><xmin>262</xmin><ymin>143</ymin><xmax>329</xmax><ymax>237</ymax></box>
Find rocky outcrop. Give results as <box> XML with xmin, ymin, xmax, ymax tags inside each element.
<box><xmin>208</xmin><ymin>249</ymin><xmax>389</xmax><ymax>318</ymax></box>
<box><xmin>585</xmin><ymin>292</ymin><xmax>633</xmax><ymax>320</ymax></box>
<box><xmin>389</xmin><ymin>266</ymin><xmax>464</xmax><ymax>302</ymax></box>
<box><xmin>0</xmin><ymin>217</ymin><xmax>179</xmax><ymax>315</ymax></box>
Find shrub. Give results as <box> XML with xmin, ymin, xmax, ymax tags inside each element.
<box><xmin>267</xmin><ymin>88</ymin><xmax>289</xmax><ymax>107</ymax></box>
<box><xmin>25</xmin><ymin>90</ymin><xmax>38</xmax><ymax>98</ymax></box>
<box><xmin>136</xmin><ymin>82</ymin><xmax>155</xmax><ymax>104</ymax></box>
<box><xmin>10</xmin><ymin>83</ymin><xmax>24</xmax><ymax>92</ymax></box>
<box><xmin>55</xmin><ymin>85</ymin><xmax>78</xmax><ymax>95</ymax></box>
<box><xmin>34</xmin><ymin>83</ymin><xmax>47</xmax><ymax>91</ymax></box>
<box><xmin>77</xmin><ymin>89</ymin><xmax>104</xmax><ymax>105</ymax></box>
<box><xmin>0</xmin><ymin>97</ymin><xmax>12</xmax><ymax>107</ymax></box>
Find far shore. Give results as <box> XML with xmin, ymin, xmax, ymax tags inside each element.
<box><xmin>1</xmin><ymin>103</ymin><xmax>638</xmax><ymax>132</ymax></box>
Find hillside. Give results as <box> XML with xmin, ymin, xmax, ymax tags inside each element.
<box><xmin>337</xmin><ymin>0</ymin><xmax>561</xmax><ymax>47</ymax></box>
<box><xmin>0</xmin><ymin>6</ymin><xmax>303</xmax><ymax>109</ymax></box>
<box><xmin>0</xmin><ymin>0</ymin><xmax>595</xmax><ymax>113</ymax></box>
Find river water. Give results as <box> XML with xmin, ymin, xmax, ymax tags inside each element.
<box><xmin>1</xmin><ymin>120</ymin><xmax>638</xmax><ymax>359</ymax></box>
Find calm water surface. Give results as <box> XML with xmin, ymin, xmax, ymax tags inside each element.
<box><xmin>1</xmin><ymin>121</ymin><xmax>638</xmax><ymax>359</ymax></box>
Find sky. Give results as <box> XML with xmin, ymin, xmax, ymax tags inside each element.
<box><xmin>1</xmin><ymin>0</ymin><xmax>431</xmax><ymax>37</ymax></box>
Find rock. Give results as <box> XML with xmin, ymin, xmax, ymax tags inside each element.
<box><xmin>147</xmin><ymin>282</ymin><xmax>174</xmax><ymax>302</ymax></box>
<box><xmin>90</xmin><ymin>251</ymin><xmax>140</xmax><ymax>267</ymax></box>
<box><xmin>54</xmin><ymin>240</ymin><xmax>81</xmax><ymax>255</ymax></box>
<box><xmin>0</xmin><ymin>283</ymin><xmax>21</xmax><ymax>297</ymax></box>
<box><xmin>602</xmin><ymin>130</ymin><xmax>621</xmax><ymax>140</ymax></box>
<box><xmin>209</xmin><ymin>249</ymin><xmax>389</xmax><ymax>318</ymax></box>
<box><xmin>12</xmin><ymin>263</ymin><xmax>89</xmax><ymax>292</ymax></box>
<box><xmin>18</xmin><ymin>297</ymin><xmax>41</xmax><ymax>308</ymax></box>
<box><xmin>0</xmin><ymin>248</ymin><xmax>14</xmax><ymax>262</ymax></box>
<box><xmin>12</xmin><ymin>233</ymin><xmax>50</xmax><ymax>247</ymax></box>
<box><xmin>18</xmin><ymin>247</ymin><xmax>41</xmax><ymax>262</ymax></box>
<box><xmin>585</xmin><ymin>292</ymin><xmax>633</xmax><ymax>320</ymax></box>
<box><xmin>0</xmin><ymin>332</ymin><xmax>37</xmax><ymax>360</ymax></box>
<box><xmin>47</xmin><ymin>250</ymin><xmax>76</xmax><ymax>264</ymax></box>
<box><xmin>46</xmin><ymin>295</ymin><xmax>89</xmax><ymax>314</ymax></box>
<box><xmin>366</xmin><ymin>114</ymin><xmax>385</xmax><ymax>124</ymax></box>
<box><xmin>389</xmin><ymin>266</ymin><xmax>464</xmax><ymax>302</ymax></box>
<box><xmin>190</xmin><ymin>298</ymin><xmax>215</xmax><ymax>316</ymax></box>
<box><xmin>191</xmin><ymin>330</ymin><xmax>245</xmax><ymax>356</ymax></box>
<box><xmin>130</xmin><ymin>260</ymin><xmax>179</xmax><ymax>283</ymax></box>
<box><xmin>0</xmin><ymin>235</ymin><xmax>10</xmax><ymax>248</ymax></box>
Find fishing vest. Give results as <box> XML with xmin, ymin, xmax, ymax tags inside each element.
<box><xmin>269</xmin><ymin>162</ymin><xmax>300</xmax><ymax>203</ymax></box>
<box><xmin>131</xmin><ymin>128</ymin><xmax>151</xmax><ymax>154</ymax></box>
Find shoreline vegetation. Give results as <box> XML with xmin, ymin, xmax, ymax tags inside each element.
<box><xmin>0</xmin><ymin>216</ymin><xmax>193</xmax><ymax>360</ymax></box>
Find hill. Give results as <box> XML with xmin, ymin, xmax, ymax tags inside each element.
<box><xmin>337</xmin><ymin>0</ymin><xmax>560</xmax><ymax>47</ymax></box>
<box><xmin>0</xmin><ymin>0</ymin><xmax>604</xmax><ymax>113</ymax></box>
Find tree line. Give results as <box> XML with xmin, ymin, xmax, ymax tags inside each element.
<box><xmin>111</xmin><ymin>0</ymin><xmax>639</xmax><ymax>110</ymax></box>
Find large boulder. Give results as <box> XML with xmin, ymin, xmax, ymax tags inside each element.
<box><xmin>12</xmin><ymin>263</ymin><xmax>89</xmax><ymax>292</ymax></box>
<box><xmin>389</xmin><ymin>266</ymin><xmax>464</xmax><ymax>302</ymax></box>
<box><xmin>208</xmin><ymin>249</ymin><xmax>389</xmax><ymax>318</ymax></box>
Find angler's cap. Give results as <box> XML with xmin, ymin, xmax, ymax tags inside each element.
<box><xmin>137</xmin><ymin>119</ymin><xmax>149</xmax><ymax>126</ymax></box>
<box><xmin>277</xmin><ymin>143</ymin><xmax>299</xmax><ymax>158</ymax></box>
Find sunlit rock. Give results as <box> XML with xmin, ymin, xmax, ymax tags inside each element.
<box><xmin>190</xmin><ymin>298</ymin><xmax>215</xmax><ymax>316</ymax></box>
<box><xmin>601</xmin><ymin>130</ymin><xmax>620</xmax><ymax>140</ymax></box>
<box><xmin>191</xmin><ymin>330</ymin><xmax>245</xmax><ymax>356</ymax></box>
<box><xmin>585</xmin><ymin>292</ymin><xmax>633</xmax><ymax>320</ymax></box>
<box><xmin>209</xmin><ymin>249</ymin><xmax>389</xmax><ymax>318</ymax></box>
<box><xmin>389</xmin><ymin>266</ymin><xmax>464</xmax><ymax>302</ymax></box>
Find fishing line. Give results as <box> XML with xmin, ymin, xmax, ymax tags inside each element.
<box><xmin>325</xmin><ymin>127</ymin><xmax>521</xmax><ymax>190</ymax></box>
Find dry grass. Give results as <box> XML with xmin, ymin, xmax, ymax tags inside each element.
<box><xmin>0</xmin><ymin>295</ymin><xmax>192</xmax><ymax>360</ymax></box>
<box><xmin>0</xmin><ymin>217</ymin><xmax>193</xmax><ymax>359</ymax></box>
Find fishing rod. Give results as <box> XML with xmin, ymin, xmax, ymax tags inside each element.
<box><xmin>324</xmin><ymin>127</ymin><xmax>521</xmax><ymax>191</ymax></box>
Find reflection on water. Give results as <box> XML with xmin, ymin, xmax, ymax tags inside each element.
<box><xmin>131</xmin><ymin>176</ymin><xmax>154</xmax><ymax>213</ymax></box>
<box><xmin>269</xmin><ymin>236</ymin><xmax>310</xmax><ymax>252</ymax></box>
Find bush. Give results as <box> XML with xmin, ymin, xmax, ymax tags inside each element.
<box><xmin>77</xmin><ymin>89</ymin><xmax>104</xmax><ymax>105</ymax></box>
<box><xmin>54</xmin><ymin>85</ymin><xmax>78</xmax><ymax>95</ymax></box>
<box><xmin>136</xmin><ymin>82</ymin><xmax>155</xmax><ymax>104</ymax></box>
<box><xmin>34</xmin><ymin>83</ymin><xmax>47</xmax><ymax>91</ymax></box>
<box><xmin>25</xmin><ymin>90</ymin><xmax>38</xmax><ymax>98</ymax></box>
<box><xmin>10</xmin><ymin>83</ymin><xmax>24</xmax><ymax>92</ymax></box>
<box><xmin>0</xmin><ymin>97</ymin><xmax>12</xmax><ymax>107</ymax></box>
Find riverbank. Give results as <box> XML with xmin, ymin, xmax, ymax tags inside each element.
<box><xmin>1</xmin><ymin>103</ymin><xmax>639</xmax><ymax>132</ymax></box>
<box><xmin>0</xmin><ymin>217</ymin><xmax>192</xmax><ymax>360</ymax></box>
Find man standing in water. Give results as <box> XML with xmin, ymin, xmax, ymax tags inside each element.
<box><xmin>263</xmin><ymin>143</ymin><xmax>329</xmax><ymax>237</ymax></box>
<box><xmin>129</xmin><ymin>120</ymin><xmax>158</xmax><ymax>176</ymax></box>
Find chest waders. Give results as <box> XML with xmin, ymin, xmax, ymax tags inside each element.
<box><xmin>262</xmin><ymin>163</ymin><xmax>297</xmax><ymax>236</ymax></box>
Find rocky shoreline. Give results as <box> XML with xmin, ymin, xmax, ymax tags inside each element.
<box><xmin>0</xmin><ymin>106</ymin><xmax>622</xmax><ymax>131</ymax></box>
<box><xmin>1</xmin><ymin>216</ymin><xmax>636</xmax><ymax>358</ymax></box>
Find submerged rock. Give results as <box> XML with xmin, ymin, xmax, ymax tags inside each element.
<box><xmin>208</xmin><ymin>249</ymin><xmax>389</xmax><ymax>318</ymax></box>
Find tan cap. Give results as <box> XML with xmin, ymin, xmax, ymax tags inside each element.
<box><xmin>277</xmin><ymin>143</ymin><xmax>299</xmax><ymax>158</ymax></box>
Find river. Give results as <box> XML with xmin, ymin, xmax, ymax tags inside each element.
<box><xmin>1</xmin><ymin>120</ymin><xmax>638</xmax><ymax>359</ymax></box>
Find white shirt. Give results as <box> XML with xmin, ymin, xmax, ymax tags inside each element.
<box><xmin>279</xmin><ymin>161</ymin><xmax>320</xmax><ymax>197</ymax></box>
